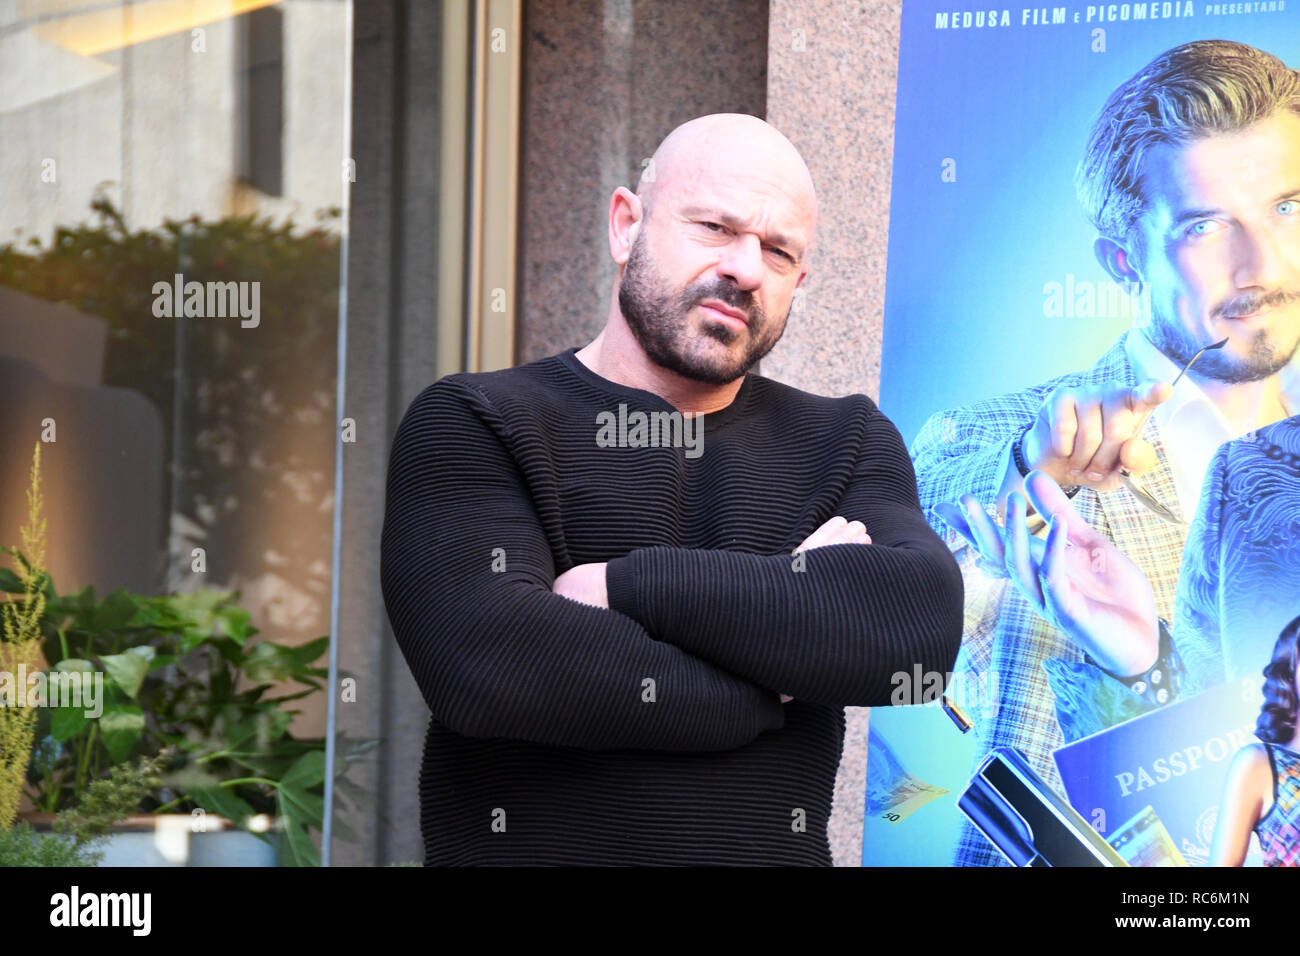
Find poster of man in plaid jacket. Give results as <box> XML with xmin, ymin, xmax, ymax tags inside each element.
<box><xmin>910</xmin><ymin>39</ymin><xmax>1300</xmax><ymax>867</ymax></box>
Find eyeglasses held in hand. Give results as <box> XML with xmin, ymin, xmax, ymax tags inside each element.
<box><xmin>1117</xmin><ymin>337</ymin><xmax>1228</xmax><ymax>526</ymax></box>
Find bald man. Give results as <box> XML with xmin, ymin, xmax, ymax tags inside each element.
<box><xmin>381</xmin><ymin>114</ymin><xmax>963</xmax><ymax>866</ymax></box>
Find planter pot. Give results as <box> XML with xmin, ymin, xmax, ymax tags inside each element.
<box><xmin>23</xmin><ymin>813</ymin><xmax>280</xmax><ymax>866</ymax></box>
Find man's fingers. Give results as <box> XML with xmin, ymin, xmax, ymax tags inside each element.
<box><xmin>1129</xmin><ymin>379</ymin><xmax>1173</xmax><ymax>415</ymax></box>
<box><xmin>1005</xmin><ymin>491</ymin><xmax>1044</xmax><ymax>609</ymax></box>
<box><xmin>1087</xmin><ymin>390</ymin><xmax>1137</xmax><ymax>479</ymax></box>
<box><xmin>1084</xmin><ymin>382</ymin><xmax>1169</xmax><ymax>480</ymax></box>
<box><xmin>935</xmin><ymin>502</ymin><xmax>976</xmax><ymax>547</ymax></box>
<box><xmin>1045</xmin><ymin>391</ymin><xmax>1079</xmax><ymax>461</ymax></box>
<box><xmin>795</xmin><ymin>515</ymin><xmax>871</xmax><ymax>552</ymax></box>
<box><xmin>1067</xmin><ymin>399</ymin><xmax>1103</xmax><ymax>477</ymax></box>
<box><xmin>795</xmin><ymin>515</ymin><xmax>846</xmax><ymax>552</ymax></box>
<box><xmin>826</xmin><ymin>519</ymin><xmax>872</xmax><ymax>546</ymax></box>
<box><xmin>1038</xmin><ymin>513</ymin><xmax>1071</xmax><ymax>625</ymax></box>
<box><xmin>1023</xmin><ymin>470</ymin><xmax>1106</xmax><ymax>553</ymax></box>
<box><xmin>1117</xmin><ymin>435</ymin><xmax>1158</xmax><ymax>474</ymax></box>
<box><xmin>1033</xmin><ymin>383</ymin><xmax>1169</xmax><ymax>485</ymax></box>
<box><xmin>962</xmin><ymin>495</ymin><xmax>1006</xmax><ymax>565</ymax></box>
<box><xmin>806</xmin><ymin>515</ymin><xmax>847</xmax><ymax>549</ymax></box>
<box><xmin>1022</xmin><ymin>470</ymin><xmax>1075</xmax><ymax>523</ymax></box>
<box><xmin>839</xmin><ymin>520</ymin><xmax>871</xmax><ymax>544</ymax></box>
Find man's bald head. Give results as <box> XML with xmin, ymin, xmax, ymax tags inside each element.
<box><xmin>609</xmin><ymin>113</ymin><xmax>817</xmax><ymax>386</ymax></box>
<box><xmin>635</xmin><ymin>114</ymin><xmax>818</xmax><ymax>249</ymax></box>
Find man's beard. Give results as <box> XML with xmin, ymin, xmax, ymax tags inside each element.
<box><xmin>1144</xmin><ymin>290</ymin><xmax>1300</xmax><ymax>384</ymax></box>
<box><xmin>618</xmin><ymin>232</ymin><xmax>788</xmax><ymax>385</ymax></box>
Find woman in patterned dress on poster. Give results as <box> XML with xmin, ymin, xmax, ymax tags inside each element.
<box><xmin>1211</xmin><ymin>614</ymin><xmax>1300</xmax><ymax>867</ymax></box>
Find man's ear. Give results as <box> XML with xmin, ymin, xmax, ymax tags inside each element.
<box><xmin>1093</xmin><ymin>236</ymin><xmax>1143</xmax><ymax>284</ymax></box>
<box><xmin>608</xmin><ymin>187</ymin><xmax>643</xmax><ymax>266</ymax></box>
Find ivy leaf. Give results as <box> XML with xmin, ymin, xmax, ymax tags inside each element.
<box><xmin>290</xmin><ymin>636</ymin><xmax>330</xmax><ymax>667</ymax></box>
<box><xmin>170</xmin><ymin>589</ymin><xmax>237</xmax><ymax>652</ymax></box>
<box><xmin>242</xmin><ymin>642</ymin><xmax>306</xmax><ymax>682</ymax></box>
<box><xmin>47</xmin><ymin>658</ymin><xmax>94</xmax><ymax>674</ymax></box>
<box><xmin>189</xmin><ymin>784</ymin><xmax>257</xmax><ymax>828</ymax></box>
<box><xmin>90</xmin><ymin>588</ymin><xmax>138</xmax><ymax>631</ymax></box>
<box><xmin>277</xmin><ymin>791</ymin><xmax>320</xmax><ymax>866</ymax></box>
<box><xmin>215</xmin><ymin>605</ymin><xmax>254</xmax><ymax>645</ymax></box>
<box><xmin>280</xmin><ymin>750</ymin><xmax>326</xmax><ymax>792</ymax></box>
<box><xmin>51</xmin><ymin>706</ymin><xmax>88</xmax><ymax>742</ymax></box>
<box><xmin>279</xmin><ymin>784</ymin><xmax>325</xmax><ymax>826</ymax></box>
<box><xmin>45</xmin><ymin>660</ymin><xmax>96</xmax><ymax>742</ymax></box>
<box><xmin>99</xmin><ymin>650</ymin><xmax>150</xmax><ymax>700</ymax></box>
<box><xmin>99</xmin><ymin>701</ymin><xmax>145</xmax><ymax>762</ymax></box>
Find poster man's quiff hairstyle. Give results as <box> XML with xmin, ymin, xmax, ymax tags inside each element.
<box><xmin>1075</xmin><ymin>39</ymin><xmax>1300</xmax><ymax>263</ymax></box>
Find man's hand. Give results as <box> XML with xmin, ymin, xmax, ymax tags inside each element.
<box><xmin>794</xmin><ymin>515</ymin><xmax>872</xmax><ymax>551</ymax></box>
<box><xmin>552</xmin><ymin>562</ymin><xmax>609</xmax><ymax>608</ymax></box>
<box><xmin>1022</xmin><ymin>379</ymin><xmax>1172</xmax><ymax>490</ymax></box>
<box><xmin>937</xmin><ymin>471</ymin><xmax>1159</xmax><ymax>676</ymax></box>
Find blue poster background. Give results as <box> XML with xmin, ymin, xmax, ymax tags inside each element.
<box><xmin>869</xmin><ymin>0</ymin><xmax>1300</xmax><ymax>865</ymax></box>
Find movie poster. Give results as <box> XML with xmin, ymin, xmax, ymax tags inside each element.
<box><xmin>867</xmin><ymin>0</ymin><xmax>1300</xmax><ymax>866</ymax></box>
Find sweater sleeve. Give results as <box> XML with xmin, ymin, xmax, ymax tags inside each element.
<box><xmin>603</xmin><ymin>400</ymin><xmax>964</xmax><ymax>706</ymax></box>
<box><xmin>380</xmin><ymin>378</ymin><xmax>785</xmax><ymax>752</ymax></box>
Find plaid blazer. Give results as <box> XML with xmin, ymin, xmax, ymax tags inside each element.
<box><xmin>910</xmin><ymin>333</ymin><xmax>1189</xmax><ymax>866</ymax></box>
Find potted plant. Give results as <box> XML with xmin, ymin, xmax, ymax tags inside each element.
<box><xmin>14</xmin><ymin>582</ymin><xmax>376</xmax><ymax>865</ymax></box>
<box><xmin>1</xmin><ymin>445</ymin><xmax>374</xmax><ymax>865</ymax></box>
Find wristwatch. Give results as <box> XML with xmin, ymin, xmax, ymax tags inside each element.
<box><xmin>1013</xmin><ymin>423</ymin><xmax>1080</xmax><ymax>497</ymax></box>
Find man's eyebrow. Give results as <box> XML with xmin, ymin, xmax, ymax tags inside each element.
<box><xmin>1169</xmin><ymin>185</ymin><xmax>1300</xmax><ymax>227</ymax></box>
<box><xmin>678</xmin><ymin>205</ymin><xmax>805</xmax><ymax>257</ymax></box>
<box><xmin>1274</xmin><ymin>184</ymin><xmax>1300</xmax><ymax>205</ymax></box>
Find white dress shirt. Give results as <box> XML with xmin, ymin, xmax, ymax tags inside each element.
<box><xmin>1123</xmin><ymin>326</ymin><xmax>1300</xmax><ymax>520</ymax></box>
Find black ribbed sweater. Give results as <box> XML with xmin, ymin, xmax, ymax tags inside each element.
<box><xmin>380</xmin><ymin>347</ymin><xmax>964</xmax><ymax>866</ymax></box>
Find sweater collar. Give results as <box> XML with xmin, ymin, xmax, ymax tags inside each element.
<box><xmin>555</xmin><ymin>346</ymin><xmax>754</xmax><ymax>429</ymax></box>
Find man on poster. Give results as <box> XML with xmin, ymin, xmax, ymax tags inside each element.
<box><xmin>912</xmin><ymin>39</ymin><xmax>1300</xmax><ymax>867</ymax></box>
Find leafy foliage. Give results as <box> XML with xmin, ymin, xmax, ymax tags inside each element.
<box><xmin>1</xmin><ymin>195</ymin><xmax>363</xmax><ymax>865</ymax></box>
<box><xmin>0</xmin><ymin>444</ymin><xmax>48</xmax><ymax>828</ymax></box>
<box><xmin>0</xmin><ymin>752</ymin><xmax>169</xmax><ymax>867</ymax></box>
<box><xmin>9</xmin><ymin>570</ymin><xmax>373</xmax><ymax>866</ymax></box>
<box><xmin>0</xmin><ymin>822</ymin><xmax>92</xmax><ymax>867</ymax></box>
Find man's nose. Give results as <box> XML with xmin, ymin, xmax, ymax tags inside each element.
<box><xmin>715</xmin><ymin>233</ymin><xmax>765</xmax><ymax>291</ymax></box>
<box><xmin>1232</xmin><ymin>222</ymin><xmax>1295</xmax><ymax>291</ymax></box>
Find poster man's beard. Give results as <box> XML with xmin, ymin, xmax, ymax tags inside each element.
<box><xmin>1146</xmin><ymin>308</ymin><xmax>1300</xmax><ymax>385</ymax></box>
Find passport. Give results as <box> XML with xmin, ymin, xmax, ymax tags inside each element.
<box><xmin>1053</xmin><ymin>677</ymin><xmax>1261</xmax><ymax>866</ymax></box>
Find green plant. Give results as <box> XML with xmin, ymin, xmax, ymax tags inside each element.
<box><xmin>0</xmin><ymin>752</ymin><xmax>169</xmax><ymax>866</ymax></box>
<box><xmin>52</xmin><ymin>750</ymin><xmax>170</xmax><ymax>845</ymax></box>
<box><xmin>6</xmin><ymin>571</ymin><xmax>372</xmax><ymax>866</ymax></box>
<box><xmin>0</xmin><ymin>444</ymin><xmax>48</xmax><ymax>829</ymax></box>
<box><xmin>1</xmin><ymin>197</ymin><xmax>367</xmax><ymax>865</ymax></box>
<box><xmin>0</xmin><ymin>822</ymin><xmax>91</xmax><ymax>866</ymax></box>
